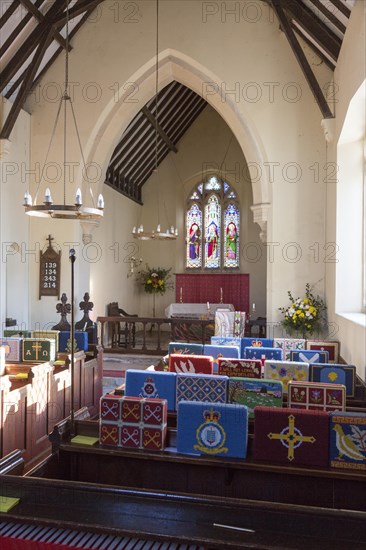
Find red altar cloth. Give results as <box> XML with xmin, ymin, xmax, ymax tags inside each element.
<box><xmin>175</xmin><ymin>273</ymin><xmax>249</xmax><ymax>313</ymax></box>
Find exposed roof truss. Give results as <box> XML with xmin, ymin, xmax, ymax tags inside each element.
<box><xmin>105</xmin><ymin>81</ymin><xmax>207</xmax><ymax>204</ymax></box>
<box><xmin>0</xmin><ymin>0</ymin><xmax>105</xmax><ymax>139</ymax></box>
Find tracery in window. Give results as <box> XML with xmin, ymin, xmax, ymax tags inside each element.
<box><xmin>185</xmin><ymin>176</ymin><xmax>240</xmax><ymax>270</ymax></box>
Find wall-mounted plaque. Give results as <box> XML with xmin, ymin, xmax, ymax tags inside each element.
<box><xmin>39</xmin><ymin>235</ymin><xmax>61</xmax><ymax>299</ymax></box>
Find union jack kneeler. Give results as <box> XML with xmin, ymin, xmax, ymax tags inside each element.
<box><xmin>329</xmin><ymin>412</ymin><xmax>366</xmax><ymax>471</ymax></box>
<box><xmin>169</xmin><ymin>353</ymin><xmax>213</xmax><ymax>375</ymax></box>
<box><xmin>177</xmin><ymin>401</ymin><xmax>249</xmax><ymax>459</ymax></box>
<box><xmin>253</xmin><ymin>406</ymin><xmax>330</xmax><ymax>467</ymax></box>
<box><xmin>218</xmin><ymin>358</ymin><xmax>262</xmax><ymax>379</ymax></box>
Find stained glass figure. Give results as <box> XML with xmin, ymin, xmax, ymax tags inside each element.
<box><xmin>224</xmin><ymin>203</ymin><xmax>240</xmax><ymax>268</ymax></box>
<box><xmin>186</xmin><ymin>203</ymin><xmax>202</xmax><ymax>268</ymax></box>
<box><xmin>205</xmin><ymin>195</ymin><xmax>221</xmax><ymax>268</ymax></box>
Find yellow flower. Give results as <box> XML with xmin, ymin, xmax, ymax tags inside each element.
<box><xmin>303</xmin><ymin>298</ymin><xmax>309</xmax><ymax>304</ymax></box>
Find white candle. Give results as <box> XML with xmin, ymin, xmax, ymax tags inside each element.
<box><xmin>220</xmin><ymin>287</ymin><xmax>223</xmax><ymax>302</ymax></box>
<box><xmin>180</xmin><ymin>287</ymin><xmax>182</xmax><ymax>302</ymax></box>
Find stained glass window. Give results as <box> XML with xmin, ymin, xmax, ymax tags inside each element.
<box><xmin>185</xmin><ymin>176</ymin><xmax>240</xmax><ymax>270</ymax></box>
<box><xmin>186</xmin><ymin>203</ymin><xmax>202</xmax><ymax>268</ymax></box>
<box><xmin>224</xmin><ymin>203</ymin><xmax>240</xmax><ymax>268</ymax></box>
<box><xmin>205</xmin><ymin>176</ymin><xmax>221</xmax><ymax>191</ymax></box>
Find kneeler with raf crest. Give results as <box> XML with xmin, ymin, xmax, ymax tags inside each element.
<box><xmin>253</xmin><ymin>406</ymin><xmax>329</xmax><ymax>468</ymax></box>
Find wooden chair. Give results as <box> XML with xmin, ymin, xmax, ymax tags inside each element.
<box><xmin>107</xmin><ymin>302</ymin><xmax>137</xmax><ymax>348</ymax></box>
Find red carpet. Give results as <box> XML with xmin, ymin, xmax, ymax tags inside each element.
<box><xmin>0</xmin><ymin>537</ymin><xmax>78</xmax><ymax>550</ymax></box>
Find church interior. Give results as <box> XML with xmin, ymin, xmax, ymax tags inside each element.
<box><xmin>0</xmin><ymin>0</ymin><xmax>365</xmax><ymax>548</ymax></box>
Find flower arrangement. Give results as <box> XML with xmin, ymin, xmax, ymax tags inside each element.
<box><xmin>138</xmin><ymin>264</ymin><xmax>173</xmax><ymax>295</ymax></box>
<box><xmin>279</xmin><ymin>283</ymin><xmax>327</xmax><ymax>337</ymax></box>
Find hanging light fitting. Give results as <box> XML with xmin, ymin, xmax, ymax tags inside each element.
<box><xmin>23</xmin><ymin>1</ymin><xmax>104</xmax><ymax>220</ymax></box>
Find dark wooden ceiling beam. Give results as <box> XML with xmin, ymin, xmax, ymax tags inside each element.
<box><xmin>0</xmin><ymin>0</ymin><xmax>20</xmax><ymax>28</ymax></box>
<box><xmin>0</xmin><ymin>0</ymin><xmax>66</xmax><ymax>94</ymax></box>
<box><xmin>30</xmin><ymin>7</ymin><xmax>95</xmax><ymax>96</ymax></box>
<box><xmin>0</xmin><ymin>0</ymin><xmax>45</xmax><ymax>58</ymax></box>
<box><xmin>18</xmin><ymin>0</ymin><xmax>72</xmax><ymax>51</ymax></box>
<box><xmin>1</xmin><ymin>29</ymin><xmax>54</xmax><ymax>139</ymax></box>
<box><xmin>307</xmin><ymin>0</ymin><xmax>346</xmax><ymax>34</ymax></box>
<box><xmin>112</xmin><ymin>123</ymin><xmax>153</xmax><ymax>174</ymax></box>
<box><xmin>142</xmin><ymin>106</ymin><xmax>178</xmax><ymax>153</ymax></box>
<box><xmin>291</xmin><ymin>23</ymin><xmax>336</xmax><ymax>70</ymax></box>
<box><xmin>52</xmin><ymin>0</ymin><xmax>105</xmax><ymax>27</ymax></box>
<box><xmin>330</xmin><ymin>0</ymin><xmax>351</xmax><ymax>18</ymax></box>
<box><xmin>283</xmin><ymin>0</ymin><xmax>341</xmax><ymax>60</ymax></box>
<box><xmin>271</xmin><ymin>0</ymin><xmax>334</xmax><ymax>119</ymax></box>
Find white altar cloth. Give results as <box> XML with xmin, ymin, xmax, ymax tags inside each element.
<box><xmin>165</xmin><ymin>303</ymin><xmax>234</xmax><ymax>318</ymax></box>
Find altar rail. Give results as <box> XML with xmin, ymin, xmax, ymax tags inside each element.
<box><xmin>97</xmin><ymin>316</ymin><xmax>215</xmax><ymax>355</ymax></box>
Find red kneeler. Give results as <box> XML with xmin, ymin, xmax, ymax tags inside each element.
<box><xmin>253</xmin><ymin>406</ymin><xmax>329</xmax><ymax>468</ymax></box>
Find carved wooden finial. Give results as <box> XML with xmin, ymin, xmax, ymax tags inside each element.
<box><xmin>52</xmin><ymin>292</ymin><xmax>71</xmax><ymax>330</ymax></box>
<box><xmin>75</xmin><ymin>292</ymin><xmax>95</xmax><ymax>330</ymax></box>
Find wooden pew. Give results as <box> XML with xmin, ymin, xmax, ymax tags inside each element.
<box><xmin>28</xmin><ymin>417</ymin><xmax>366</xmax><ymax>514</ymax></box>
<box><xmin>0</xmin><ymin>349</ymin><xmax>103</xmax><ymax>466</ymax></box>
<box><xmin>1</xmin><ymin>473</ymin><xmax>366</xmax><ymax>549</ymax></box>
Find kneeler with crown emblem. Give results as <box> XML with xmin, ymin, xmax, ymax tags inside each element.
<box><xmin>177</xmin><ymin>401</ymin><xmax>248</xmax><ymax>459</ymax></box>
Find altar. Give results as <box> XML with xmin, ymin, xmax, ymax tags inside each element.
<box><xmin>165</xmin><ymin>303</ymin><xmax>236</xmax><ymax>343</ymax></box>
<box><xmin>165</xmin><ymin>303</ymin><xmax>234</xmax><ymax>318</ymax></box>
<box><xmin>175</xmin><ymin>273</ymin><xmax>249</xmax><ymax>314</ymax></box>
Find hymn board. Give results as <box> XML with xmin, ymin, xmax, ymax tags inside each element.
<box><xmin>39</xmin><ymin>235</ymin><xmax>61</xmax><ymax>299</ymax></box>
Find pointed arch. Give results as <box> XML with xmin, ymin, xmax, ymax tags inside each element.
<box><xmin>83</xmin><ymin>49</ymin><xmax>271</xmax><ymax>236</ymax></box>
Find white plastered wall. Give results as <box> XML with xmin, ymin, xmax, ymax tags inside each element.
<box><xmin>0</xmin><ymin>99</ymin><xmax>30</xmax><ymax>332</ymax></box>
<box><xmin>325</xmin><ymin>1</ymin><xmax>366</xmax><ymax>376</ymax></box>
